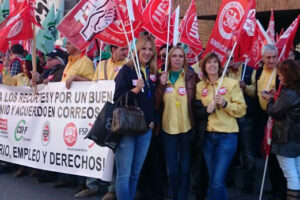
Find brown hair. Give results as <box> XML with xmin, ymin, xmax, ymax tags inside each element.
<box><xmin>200</xmin><ymin>53</ymin><xmax>222</xmax><ymax>81</ymax></box>
<box><xmin>277</xmin><ymin>59</ymin><xmax>300</xmax><ymax>92</ymax></box>
<box><xmin>166</xmin><ymin>46</ymin><xmax>188</xmax><ymax>72</ymax></box>
<box><xmin>126</xmin><ymin>35</ymin><xmax>157</xmax><ymax>74</ymax></box>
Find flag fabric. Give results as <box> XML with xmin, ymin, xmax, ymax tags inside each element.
<box><xmin>142</xmin><ymin>0</ymin><xmax>174</xmax><ymax>44</ymax></box>
<box><xmin>0</xmin><ymin>0</ymin><xmax>9</xmax><ymax>24</ymax></box>
<box><xmin>36</xmin><ymin>4</ymin><xmax>56</xmax><ymax>54</ymax></box>
<box><xmin>10</xmin><ymin>0</ymin><xmax>27</xmax><ymax>13</ymax></box>
<box><xmin>276</xmin><ymin>14</ymin><xmax>300</xmax><ymax>61</ymax></box>
<box><xmin>96</xmin><ymin>0</ymin><xmax>143</xmax><ymax>47</ymax></box>
<box><xmin>233</xmin><ymin>0</ymin><xmax>256</xmax><ymax>62</ymax></box>
<box><xmin>266</xmin><ymin>9</ymin><xmax>275</xmax><ymax>43</ymax></box>
<box><xmin>0</xmin><ymin>4</ymin><xmax>40</xmax><ymax>42</ymax></box>
<box><xmin>247</xmin><ymin>22</ymin><xmax>268</xmax><ymax>68</ymax></box>
<box><xmin>179</xmin><ymin>0</ymin><xmax>203</xmax><ymax>55</ymax></box>
<box><xmin>203</xmin><ymin>0</ymin><xmax>252</xmax><ymax>64</ymax></box>
<box><xmin>57</xmin><ymin>0</ymin><xmax>116</xmax><ymax>51</ymax></box>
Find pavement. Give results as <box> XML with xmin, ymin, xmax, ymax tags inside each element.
<box><xmin>0</xmin><ymin>158</ymin><xmax>273</xmax><ymax>200</ymax></box>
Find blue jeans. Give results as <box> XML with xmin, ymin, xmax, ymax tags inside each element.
<box><xmin>161</xmin><ymin>131</ymin><xmax>191</xmax><ymax>200</ymax></box>
<box><xmin>203</xmin><ymin>132</ymin><xmax>237</xmax><ymax>200</ymax></box>
<box><xmin>277</xmin><ymin>155</ymin><xmax>300</xmax><ymax>190</ymax></box>
<box><xmin>115</xmin><ymin>129</ymin><xmax>152</xmax><ymax>200</ymax></box>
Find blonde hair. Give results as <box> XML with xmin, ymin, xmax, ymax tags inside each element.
<box><xmin>167</xmin><ymin>46</ymin><xmax>188</xmax><ymax>72</ymax></box>
<box><xmin>127</xmin><ymin>35</ymin><xmax>157</xmax><ymax>74</ymax></box>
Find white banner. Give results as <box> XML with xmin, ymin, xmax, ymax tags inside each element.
<box><xmin>0</xmin><ymin>81</ymin><xmax>115</xmax><ymax>181</ymax></box>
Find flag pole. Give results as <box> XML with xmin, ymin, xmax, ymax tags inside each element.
<box><xmin>241</xmin><ymin>57</ymin><xmax>249</xmax><ymax>81</ymax></box>
<box><xmin>278</xmin><ymin>44</ymin><xmax>286</xmax><ymax>61</ymax></box>
<box><xmin>32</xmin><ymin>25</ymin><xmax>37</xmax><ymax>94</ymax></box>
<box><xmin>215</xmin><ymin>42</ymin><xmax>238</xmax><ymax>94</ymax></box>
<box><xmin>164</xmin><ymin>0</ymin><xmax>172</xmax><ymax>72</ymax></box>
<box><xmin>96</xmin><ymin>41</ymin><xmax>103</xmax><ymax>81</ymax></box>
<box><xmin>259</xmin><ymin>154</ymin><xmax>269</xmax><ymax>200</ymax></box>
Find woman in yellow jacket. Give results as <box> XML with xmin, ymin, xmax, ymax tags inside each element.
<box><xmin>195</xmin><ymin>53</ymin><xmax>246</xmax><ymax>200</ymax></box>
<box><xmin>155</xmin><ymin>46</ymin><xmax>198</xmax><ymax>200</ymax></box>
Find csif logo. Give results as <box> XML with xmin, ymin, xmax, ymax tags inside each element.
<box><xmin>14</xmin><ymin>120</ymin><xmax>28</xmax><ymax>142</ymax></box>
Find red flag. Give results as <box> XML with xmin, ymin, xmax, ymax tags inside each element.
<box><xmin>0</xmin><ymin>4</ymin><xmax>40</xmax><ymax>41</ymax></box>
<box><xmin>186</xmin><ymin>47</ymin><xmax>199</xmax><ymax>65</ymax></box>
<box><xmin>247</xmin><ymin>23</ymin><xmax>268</xmax><ymax>68</ymax></box>
<box><xmin>266</xmin><ymin>9</ymin><xmax>275</xmax><ymax>43</ymax></box>
<box><xmin>233</xmin><ymin>0</ymin><xmax>256</xmax><ymax>62</ymax></box>
<box><xmin>203</xmin><ymin>0</ymin><xmax>252</xmax><ymax>64</ymax></box>
<box><xmin>57</xmin><ymin>0</ymin><xmax>116</xmax><ymax>51</ymax></box>
<box><xmin>179</xmin><ymin>0</ymin><xmax>203</xmax><ymax>55</ymax></box>
<box><xmin>142</xmin><ymin>0</ymin><xmax>174</xmax><ymax>44</ymax></box>
<box><xmin>10</xmin><ymin>0</ymin><xmax>27</xmax><ymax>13</ymax></box>
<box><xmin>276</xmin><ymin>14</ymin><xmax>300</xmax><ymax>61</ymax></box>
<box><xmin>96</xmin><ymin>0</ymin><xmax>143</xmax><ymax>47</ymax></box>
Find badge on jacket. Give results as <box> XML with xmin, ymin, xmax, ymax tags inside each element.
<box><xmin>150</xmin><ymin>74</ymin><xmax>156</xmax><ymax>82</ymax></box>
<box><xmin>218</xmin><ymin>87</ymin><xmax>227</xmax><ymax>95</ymax></box>
<box><xmin>132</xmin><ymin>79</ymin><xmax>137</xmax><ymax>86</ymax></box>
<box><xmin>178</xmin><ymin>87</ymin><xmax>186</xmax><ymax>96</ymax></box>
<box><xmin>202</xmin><ymin>88</ymin><xmax>208</xmax><ymax>97</ymax></box>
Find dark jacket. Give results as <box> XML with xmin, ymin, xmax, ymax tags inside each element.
<box><xmin>267</xmin><ymin>88</ymin><xmax>300</xmax><ymax>144</ymax></box>
<box><xmin>155</xmin><ymin>67</ymin><xmax>199</xmax><ymax>127</ymax></box>
<box><xmin>40</xmin><ymin>64</ymin><xmax>65</xmax><ymax>83</ymax></box>
<box><xmin>113</xmin><ymin>65</ymin><xmax>158</xmax><ymax>125</ymax></box>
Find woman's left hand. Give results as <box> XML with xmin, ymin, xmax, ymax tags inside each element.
<box><xmin>214</xmin><ymin>94</ymin><xmax>227</xmax><ymax>107</ymax></box>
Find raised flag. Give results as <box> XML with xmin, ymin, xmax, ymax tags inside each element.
<box><xmin>10</xmin><ymin>0</ymin><xmax>27</xmax><ymax>13</ymax></box>
<box><xmin>96</xmin><ymin>0</ymin><xmax>143</xmax><ymax>46</ymax></box>
<box><xmin>142</xmin><ymin>0</ymin><xmax>174</xmax><ymax>44</ymax></box>
<box><xmin>203</xmin><ymin>0</ymin><xmax>252</xmax><ymax>63</ymax></box>
<box><xmin>57</xmin><ymin>0</ymin><xmax>116</xmax><ymax>51</ymax></box>
<box><xmin>36</xmin><ymin>4</ymin><xmax>56</xmax><ymax>54</ymax></box>
<box><xmin>233</xmin><ymin>0</ymin><xmax>256</xmax><ymax>62</ymax></box>
<box><xmin>276</xmin><ymin>14</ymin><xmax>300</xmax><ymax>61</ymax></box>
<box><xmin>179</xmin><ymin>0</ymin><xmax>203</xmax><ymax>55</ymax></box>
<box><xmin>247</xmin><ymin>22</ymin><xmax>269</xmax><ymax>68</ymax></box>
<box><xmin>0</xmin><ymin>4</ymin><xmax>40</xmax><ymax>42</ymax></box>
<box><xmin>266</xmin><ymin>9</ymin><xmax>275</xmax><ymax>43</ymax></box>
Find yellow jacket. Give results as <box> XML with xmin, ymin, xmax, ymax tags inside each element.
<box><xmin>93</xmin><ymin>58</ymin><xmax>126</xmax><ymax>81</ymax></box>
<box><xmin>61</xmin><ymin>54</ymin><xmax>94</xmax><ymax>82</ymax></box>
<box><xmin>196</xmin><ymin>77</ymin><xmax>246</xmax><ymax>133</ymax></box>
<box><xmin>3</xmin><ymin>72</ymin><xmax>29</xmax><ymax>86</ymax></box>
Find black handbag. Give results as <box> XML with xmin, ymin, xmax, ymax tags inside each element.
<box><xmin>111</xmin><ymin>93</ymin><xmax>148</xmax><ymax>136</ymax></box>
<box><xmin>84</xmin><ymin>101</ymin><xmax>121</xmax><ymax>151</ymax></box>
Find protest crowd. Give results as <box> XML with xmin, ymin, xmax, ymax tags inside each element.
<box><xmin>0</xmin><ymin>0</ymin><xmax>300</xmax><ymax>200</ymax></box>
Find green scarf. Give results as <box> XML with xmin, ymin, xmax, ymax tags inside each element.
<box><xmin>169</xmin><ymin>69</ymin><xmax>182</xmax><ymax>85</ymax></box>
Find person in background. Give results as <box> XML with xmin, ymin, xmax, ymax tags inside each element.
<box><xmin>195</xmin><ymin>53</ymin><xmax>246</xmax><ymax>200</ymax></box>
<box><xmin>53</xmin><ymin>41</ymin><xmax>94</xmax><ymax>190</ymax></box>
<box><xmin>3</xmin><ymin>44</ymin><xmax>24</xmax><ymax>77</ymax></box>
<box><xmin>75</xmin><ymin>45</ymin><xmax>128</xmax><ymax>199</ymax></box>
<box><xmin>255</xmin><ymin>44</ymin><xmax>286</xmax><ymax>200</ymax></box>
<box><xmin>155</xmin><ymin>46</ymin><xmax>198</xmax><ymax>200</ymax></box>
<box><xmin>113</xmin><ymin>35</ymin><xmax>158</xmax><ymax>200</ymax></box>
<box><xmin>3</xmin><ymin>54</ymin><xmax>40</xmax><ymax>87</ymax></box>
<box><xmin>265</xmin><ymin>59</ymin><xmax>300</xmax><ymax>200</ymax></box>
<box><xmin>226</xmin><ymin>50</ymin><xmax>257</xmax><ymax>193</ymax></box>
<box><xmin>61</xmin><ymin>41</ymin><xmax>94</xmax><ymax>88</ymax></box>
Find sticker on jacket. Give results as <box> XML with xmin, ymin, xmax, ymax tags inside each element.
<box><xmin>178</xmin><ymin>87</ymin><xmax>186</xmax><ymax>96</ymax></box>
<box><xmin>150</xmin><ymin>74</ymin><xmax>156</xmax><ymax>82</ymax></box>
<box><xmin>218</xmin><ymin>87</ymin><xmax>227</xmax><ymax>95</ymax></box>
<box><xmin>202</xmin><ymin>88</ymin><xmax>208</xmax><ymax>97</ymax></box>
<box><xmin>132</xmin><ymin>79</ymin><xmax>137</xmax><ymax>86</ymax></box>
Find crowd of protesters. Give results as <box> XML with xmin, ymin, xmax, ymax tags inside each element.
<box><xmin>0</xmin><ymin>33</ymin><xmax>300</xmax><ymax>200</ymax></box>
